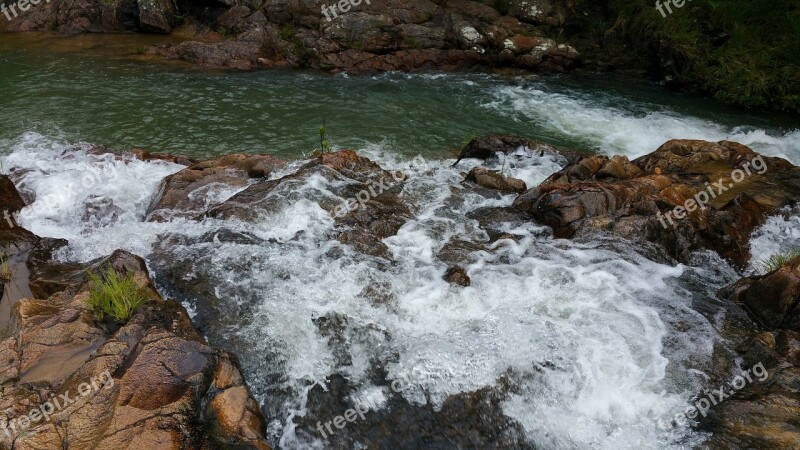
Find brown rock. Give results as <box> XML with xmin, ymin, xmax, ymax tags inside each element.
<box><xmin>465</xmin><ymin>167</ymin><xmax>527</xmax><ymax>193</ymax></box>
<box><xmin>146</xmin><ymin>153</ymin><xmax>285</xmax><ymax>222</ymax></box>
<box><xmin>514</xmin><ymin>139</ymin><xmax>800</xmax><ymax>267</ymax></box>
<box><xmin>444</xmin><ymin>266</ymin><xmax>471</xmax><ymax>286</ymax></box>
<box><xmin>0</xmin><ymin>248</ymin><xmax>270</xmax><ymax>450</ymax></box>
<box><xmin>0</xmin><ymin>175</ymin><xmax>25</xmax><ymax>230</ymax></box>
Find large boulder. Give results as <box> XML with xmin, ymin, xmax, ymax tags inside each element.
<box><xmin>146</xmin><ymin>152</ymin><xmax>285</xmax><ymax>222</ymax></box>
<box><xmin>513</xmin><ymin>140</ymin><xmax>800</xmax><ymax>267</ymax></box>
<box><xmin>0</xmin><ymin>245</ymin><xmax>271</xmax><ymax>449</ymax></box>
<box><xmin>207</xmin><ymin>150</ymin><xmax>413</xmax><ymax>258</ymax></box>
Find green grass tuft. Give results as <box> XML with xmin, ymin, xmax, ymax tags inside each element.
<box><xmin>88</xmin><ymin>267</ymin><xmax>151</xmax><ymax>323</ymax></box>
<box><xmin>0</xmin><ymin>250</ymin><xmax>11</xmax><ymax>283</ymax></box>
<box><xmin>755</xmin><ymin>248</ymin><xmax>800</xmax><ymax>275</ymax></box>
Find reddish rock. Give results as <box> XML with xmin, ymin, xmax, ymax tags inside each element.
<box><xmin>514</xmin><ymin>140</ymin><xmax>800</xmax><ymax>267</ymax></box>
<box><xmin>146</xmin><ymin>153</ymin><xmax>285</xmax><ymax>222</ymax></box>
<box><xmin>465</xmin><ymin>167</ymin><xmax>527</xmax><ymax>193</ymax></box>
<box><xmin>444</xmin><ymin>266</ymin><xmax>471</xmax><ymax>286</ymax></box>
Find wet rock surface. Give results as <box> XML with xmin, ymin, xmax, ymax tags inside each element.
<box><xmin>454</xmin><ymin>134</ymin><xmax>584</xmax><ymax>167</ymax></box>
<box><xmin>704</xmin><ymin>259</ymin><xmax>800</xmax><ymax>447</ymax></box>
<box><xmin>465</xmin><ymin>166</ymin><xmax>527</xmax><ymax>193</ymax></box>
<box><xmin>514</xmin><ymin>139</ymin><xmax>800</xmax><ymax>268</ymax></box>
<box><xmin>146</xmin><ymin>153</ymin><xmax>286</xmax><ymax>222</ymax></box>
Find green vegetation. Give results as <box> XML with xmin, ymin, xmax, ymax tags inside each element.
<box><xmin>568</xmin><ymin>0</ymin><xmax>800</xmax><ymax>112</ymax></box>
<box><xmin>0</xmin><ymin>248</ymin><xmax>11</xmax><ymax>283</ymax></box>
<box><xmin>88</xmin><ymin>267</ymin><xmax>151</xmax><ymax>323</ymax></box>
<box><xmin>755</xmin><ymin>248</ymin><xmax>800</xmax><ymax>275</ymax></box>
<box><xmin>493</xmin><ymin>0</ymin><xmax>510</xmax><ymax>16</ymax></box>
<box><xmin>319</xmin><ymin>120</ymin><xmax>330</xmax><ymax>154</ymax></box>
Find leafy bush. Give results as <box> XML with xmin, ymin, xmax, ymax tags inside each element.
<box><xmin>568</xmin><ymin>0</ymin><xmax>800</xmax><ymax>112</ymax></box>
<box><xmin>88</xmin><ymin>267</ymin><xmax>151</xmax><ymax>323</ymax></box>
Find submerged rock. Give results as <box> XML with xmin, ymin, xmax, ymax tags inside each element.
<box><xmin>443</xmin><ymin>265</ymin><xmax>471</xmax><ymax>286</ymax></box>
<box><xmin>453</xmin><ymin>134</ymin><xmax>584</xmax><ymax>167</ymax></box>
<box><xmin>514</xmin><ymin>139</ymin><xmax>800</xmax><ymax>267</ymax></box>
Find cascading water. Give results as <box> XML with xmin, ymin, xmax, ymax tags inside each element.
<box><xmin>1</xmin><ymin>127</ymin><xmax>794</xmax><ymax>449</ymax></box>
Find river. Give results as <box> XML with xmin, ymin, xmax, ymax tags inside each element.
<box><xmin>1</xmin><ymin>33</ymin><xmax>799</xmax><ymax>449</ymax></box>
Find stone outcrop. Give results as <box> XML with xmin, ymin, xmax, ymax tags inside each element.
<box><xmin>0</xmin><ymin>245</ymin><xmax>271</xmax><ymax>449</ymax></box>
<box><xmin>1</xmin><ymin>0</ymin><xmax>580</xmax><ymax>73</ymax></box>
<box><xmin>146</xmin><ymin>153</ymin><xmax>286</xmax><ymax>222</ymax></box>
<box><xmin>703</xmin><ymin>259</ymin><xmax>800</xmax><ymax>447</ymax></box>
<box><xmin>513</xmin><ymin>139</ymin><xmax>800</xmax><ymax>267</ymax></box>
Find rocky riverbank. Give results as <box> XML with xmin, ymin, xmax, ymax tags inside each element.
<box><xmin>0</xmin><ymin>171</ymin><xmax>271</xmax><ymax>449</ymax></box>
<box><xmin>2</xmin><ymin>0</ymin><xmax>798</xmax><ymax>111</ymax></box>
<box><xmin>1</xmin><ymin>136</ymin><xmax>798</xmax><ymax>447</ymax></box>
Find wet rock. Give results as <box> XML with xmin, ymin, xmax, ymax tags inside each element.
<box><xmin>444</xmin><ymin>266</ymin><xmax>471</xmax><ymax>286</ymax></box>
<box><xmin>453</xmin><ymin>134</ymin><xmax>584</xmax><ymax>167</ymax></box>
<box><xmin>0</xmin><ymin>248</ymin><xmax>270</xmax><ymax>449</ymax></box>
<box><xmin>437</xmin><ymin>239</ymin><xmax>487</xmax><ymax>266</ymax></box>
<box><xmin>697</xmin><ymin>246</ymin><xmax>800</xmax><ymax>447</ymax></box>
<box><xmin>147</xmin><ymin>29</ymin><xmax>268</xmax><ymax>70</ymax></box>
<box><xmin>719</xmin><ymin>258</ymin><xmax>800</xmax><ymax>331</ymax></box>
<box><xmin>0</xmin><ymin>174</ymin><xmax>25</xmax><ymax>230</ymax></box>
<box><xmin>466</xmin><ymin>206</ymin><xmax>535</xmax><ymax>241</ymax></box>
<box><xmin>515</xmin><ymin>140</ymin><xmax>800</xmax><ymax>267</ymax></box>
<box><xmin>137</xmin><ymin>0</ymin><xmax>176</xmax><ymax>33</ymax></box>
<box><xmin>208</xmin><ymin>150</ymin><xmax>412</xmax><ymax>259</ymax></box>
<box><xmin>295</xmin><ymin>373</ymin><xmax>531</xmax><ymax>449</ymax></box>
<box><xmin>465</xmin><ymin>166</ymin><xmax>527</xmax><ymax>193</ymax></box>
<box><xmin>146</xmin><ymin>153</ymin><xmax>285</xmax><ymax>222</ymax></box>
<box><xmin>700</xmin><ymin>330</ymin><xmax>800</xmax><ymax>448</ymax></box>
<box><xmin>82</xmin><ymin>195</ymin><xmax>124</xmax><ymax>227</ymax></box>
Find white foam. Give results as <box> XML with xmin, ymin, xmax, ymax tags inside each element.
<box><xmin>485</xmin><ymin>85</ymin><xmax>800</xmax><ymax>163</ymax></box>
<box><xmin>0</xmin><ymin>133</ymin><xmax>754</xmax><ymax>449</ymax></box>
<box><xmin>749</xmin><ymin>205</ymin><xmax>800</xmax><ymax>272</ymax></box>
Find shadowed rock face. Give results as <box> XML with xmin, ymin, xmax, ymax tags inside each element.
<box><xmin>704</xmin><ymin>260</ymin><xmax>800</xmax><ymax>448</ymax></box>
<box><xmin>0</xmin><ymin>175</ymin><xmax>25</xmax><ymax>231</ymax></box>
<box><xmin>514</xmin><ymin>139</ymin><xmax>800</xmax><ymax>267</ymax></box>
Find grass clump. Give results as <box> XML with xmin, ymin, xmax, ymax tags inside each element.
<box><xmin>88</xmin><ymin>267</ymin><xmax>151</xmax><ymax>323</ymax></box>
<box><xmin>755</xmin><ymin>248</ymin><xmax>800</xmax><ymax>275</ymax></box>
<box><xmin>0</xmin><ymin>250</ymin><xmax>11</xmax><ymax>283</ymax></box>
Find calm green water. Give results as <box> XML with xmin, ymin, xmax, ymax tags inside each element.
<box><xmin>1</xmin><ymin>33</ymin><xmax>798</xmax><ymax>161</ymax></box>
